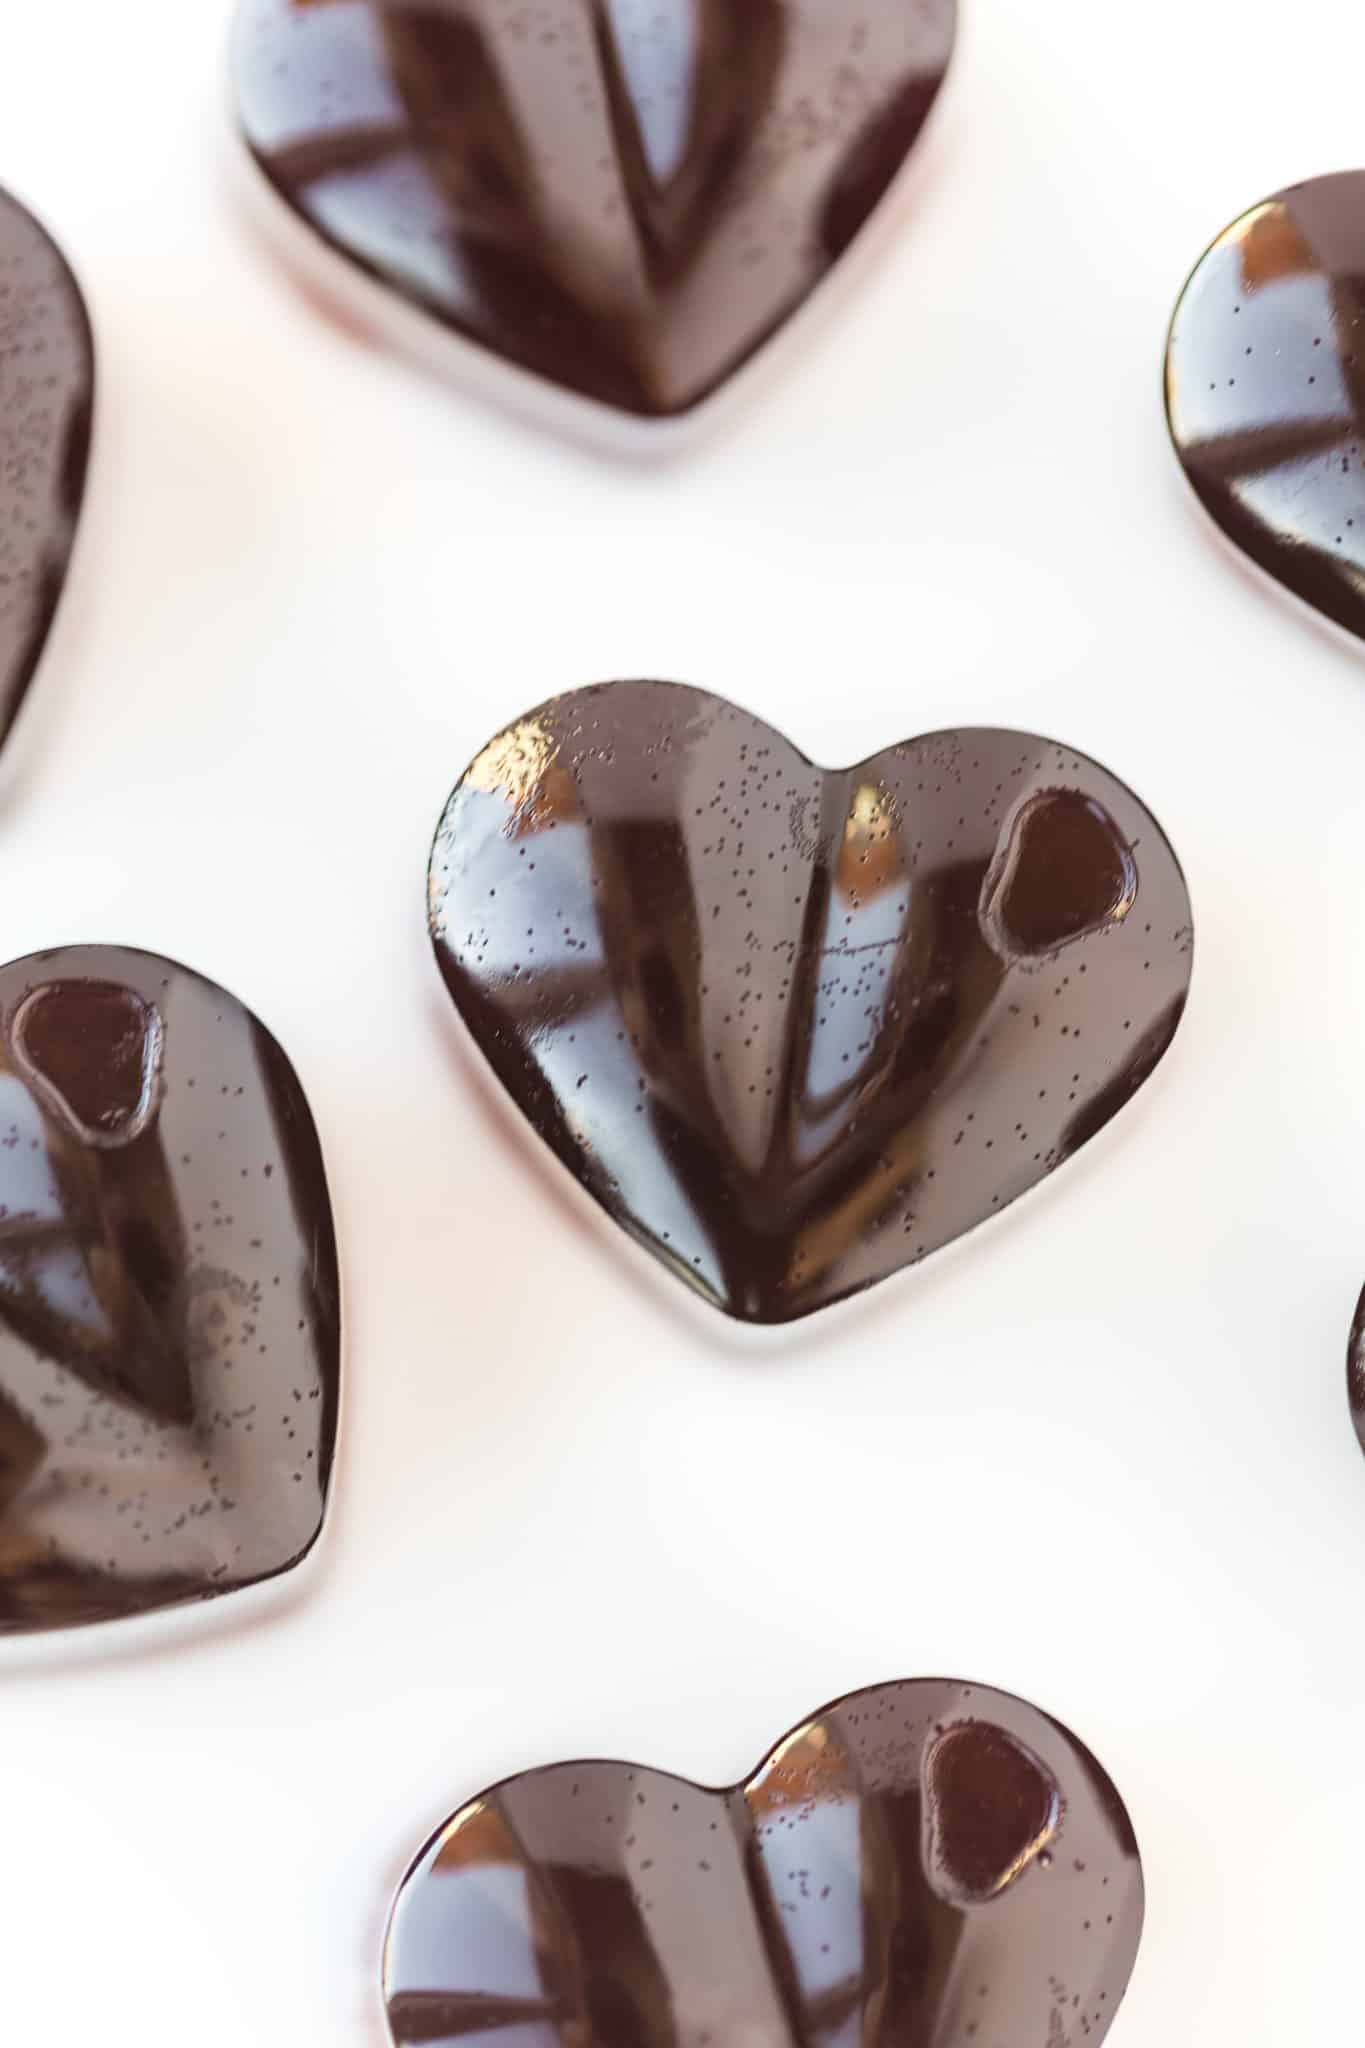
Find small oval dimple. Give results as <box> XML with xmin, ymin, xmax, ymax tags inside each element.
<box><xmin>980</xmin><ymin>789</ymin><xmax>1136</xmax><ymax>959</ymax></box>
<box><xmin>11</xmin><ymin>981</ymin><xmax>165</xmax><ymax>1148</ymax></box>
<box><xmin>923</xmin><ymin>1720</ymin><xmax>1060</xmax><ymax>1904</ymax></box>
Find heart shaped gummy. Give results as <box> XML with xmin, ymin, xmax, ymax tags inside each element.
<box><xmin>383</xmin><ymin>1677</ymin><xmax>1143</xmax><ymax>2047</ymax></box>
<box><xmin>0</xmin><ymin>183</ymin><xmax>93</xmax><ymax>750</ymax></box>
<box><xmin>428</xmin><ymin>682</ymin><xmax>1193</xmax><ymax>1323</ymax></box>
<box><xmin>232</xmin><ymin>0</ymin><xmax>955</xmax><ymax>418</ymax></box>
<box><xmin>0</xmin><ymin>947</ymin><xmax>339</xmax><ymax>1634</ymax></box>
<box><xmin>1166</xmin><ymin>171</ymin><xmax>1365</xmax><ymax>641</ymax></box>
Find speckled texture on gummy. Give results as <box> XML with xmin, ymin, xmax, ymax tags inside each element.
<box><xmin>232</xmin><ymin>0</ymin><xmax>955</xmax><ymax>417</ymax></box>
<box><xmin>0</xmin><ymin>947</ymin><xmax>339</xmax><ymax>1635</ymax></box>
<box><xmin>428</xmin><ymin>682</ymin><xmax>1194</xmax><ymax>1323</ymax></box>
<box><xmin>383</xmin><ymin>1677</ymin><xmax>1143</xmax><ymax>2047</ymax></box>
<box><xmin>0</xmin><ymin>185</ymin><xmax>92</xmax><ymax>746</ymax></box>
<box><xmin>1166</xmin><ymin>171</ymin><xmax>1365</xmax><ymax>641</ymax></box>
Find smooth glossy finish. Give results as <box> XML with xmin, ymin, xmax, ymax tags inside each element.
<box><xmin>384</xmin><ymin>1677</ymin><xmax>1143</xmax><ymax>2047</ymax></box>
<box><xmin>429</xmin><ymin>682</ymin><xmax>1193</xmax><ymax>1323</ymax></box>
<box><xmin>1166</xmin><ymin>170</ymin><xmax>1365</xmax><ymax>640</ymax></box>
<box><xmin>233</xmin><ymin>0</ymin><xmax>955</xmax><ymax>417</ymax></box>
<box><xmin>0</xmin><ymin>947</ymin><xmax>339</xmax><ymax>1634</ymax></box>
<box><xmin>0</xmin><ymin>184</ymin><xmax>92</xmax><ymax>747</ymax></box>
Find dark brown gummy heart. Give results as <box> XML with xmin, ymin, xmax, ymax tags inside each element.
<box><xmin>232</xmin><ymin>0</ymin><xmax>955</xmax><ymax>417</ymax></box>
<box><xmin>0</xmin><ymin>184</ymin><xmax>93</xmax><ymax>748</ymax></box>
<box><xmin>0</xmin><ymin>946</ymin><xmax>339</xmax><ymax>1635</ymax></box>
<box><xmin>429</xmin><ymin>682</ymin><xmax>1193</xmax><ymax>1323</ymax></box>
<box><xmin>1166</xmin><ymin>171</ymin><xmax>1365</xmax><ymax>640</ymax></box>
<box><xmin>382</xmin><ymin>1677</ymin><xmax>1143</xmax><ymax>2047</ymax></box>
<box><xmin>1348</xmin><ymin>1286</ymin><xmax>1365</xmax><ymax>1455</ymax></box>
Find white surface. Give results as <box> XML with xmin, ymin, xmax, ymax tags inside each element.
<box><xmin>0</xmin><ymin>2</ymin><xmax>1362</xmax><ymax>2043</ymax></box>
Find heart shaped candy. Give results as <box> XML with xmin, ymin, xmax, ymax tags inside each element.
<box><xmin>0</xmin><ymin>947</ymin><xmax>339</xmax><ymax>1634</ymax></box>
<box><xmin>1166</xmin><ymin>171</ymin><xmax>1365</xmax><ymax>640</ymax></box>
<box><xmin>429</xmin><ymin>682</ymin><xmax>1193</xmax><ymax>1322</ymax></box>
<box><xmin>383</xmin><ymin>1677</ymin><xmax>1143</xmax><ymax>2047</ymax></box>
<box><xmin>0</xmin><ymin>184</ymin><xmax>93</xmax><ymax>749</ymax></box>
<box><xmin>232</xmin><ymin>0</ymin><xmax>955</xmax><ymax>417</ymax></box>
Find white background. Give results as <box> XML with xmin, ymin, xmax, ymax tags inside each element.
<box><xmin>0</xmin><ymin>2</ymin><xmax>1360</xmax><ymax>2042</ymax></box>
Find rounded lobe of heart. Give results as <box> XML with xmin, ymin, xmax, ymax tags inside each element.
<box><xmin>232</xmin><ymin>0</ymin><xmax>956</xmax><ymax>416</ymax></box>
<box><xmin>382</xmin><ymin>1677</ymin><xmax>1144</xmax><ymax>2047</ymax></box>
<box><xmin>1167</xmin><ymin>169</ymin><xmax>1365</xmax><ymax>639</ymax></box>
<box><xmin>429</xmin><ymin>681</ymin><xmax>1194</xmax><ymax>1323</ymax></box>
<box><xmin>0</xmin><ymin>184</ymin><xmax>93</xmax><ymax>747</ymax></box>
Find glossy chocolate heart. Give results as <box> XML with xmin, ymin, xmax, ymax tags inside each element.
<box><xmin>232</xmin><ymin>0</ymin><xmax>955</xmax><ymax>417</ymax></box>
<box><xmin>0</xmin><ymin>184</ymin><xmax>93</xmax><ymax>748</ymax></box>
<box><xmin>383</xmin><ymin>1677</ymin><xmax>1143</xmax><ymax>2047</ymax></box>
<box><xmin>429</xmin><ymin>683</ymin><xmax>1193</xmax><ymax>1323</ymax></box>
<box><xmin>1165</xmin><ymin>171</ymin><xmax>1365</xmax><ymax>640</ymax></box>
<box><xmin>0</xmin><ymin>947</ymin><xmax>339</xmax><ymax>1635</ymax></box>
